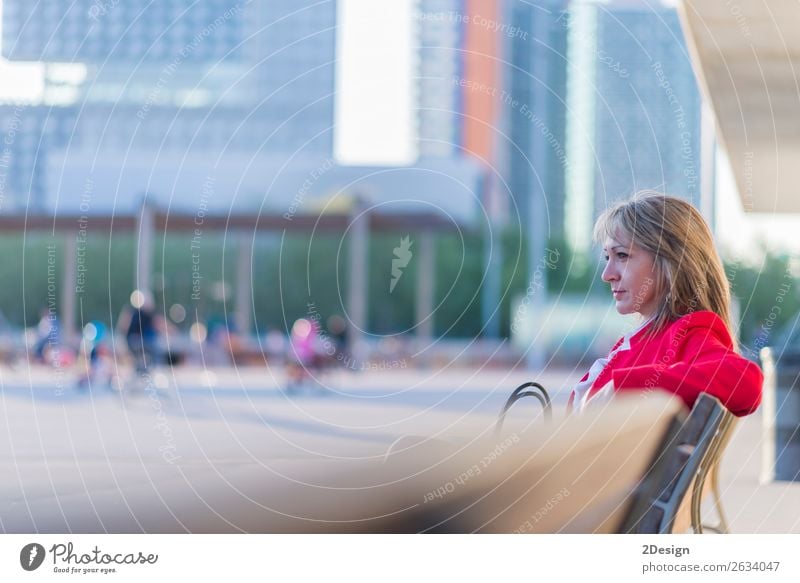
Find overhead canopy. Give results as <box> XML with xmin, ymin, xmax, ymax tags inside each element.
<box><xmin>679</xmin><ymin>0</ymin><xmax>800</xmax><ymax>213</ymax></box>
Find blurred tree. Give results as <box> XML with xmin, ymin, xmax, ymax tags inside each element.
<box><xmin>368</xmin><ymin>233</ymin><xmax>417</xmax><ymax>335</ymax></box>
<box><xmin>0</xmin><ymin>228</ymin><xmax>615</xmax><ymax>341</ymax></box>
<box><xmin>432</xmin><ymin>231</ymin><xmax>484</xmax><ymax>337</ymax></box>
<box><xmin>725</xmin><ymin>247</ymin><xmax>800</xmax><ymax>355</ymax></box>
<box><xmin>0</xmin><ymin>234</ymin><xmax>134</xmax><ymax>330</ymax></box>
<box><xmin>252</xmin><ymin>232</ymin><xmax>343</xmax><ymax>334</ymax></box>
<box><xmin>498</xmin><ymin>229</ymin><xmax>599</xmax><ymax>337</ymax></box>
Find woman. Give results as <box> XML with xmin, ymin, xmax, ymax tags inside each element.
<box><xmin>569</xmin><ymin>192</ymin><xmax>762</xmax><ymax>416</ymax></box>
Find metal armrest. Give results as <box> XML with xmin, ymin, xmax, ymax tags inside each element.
<box><xmin>496</xmin><ymin>381</ymin><xmax>552</xmax><ymax>434</ymax></box>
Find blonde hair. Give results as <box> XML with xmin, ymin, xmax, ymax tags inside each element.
<box><xmin>593</xmin><ymin>192</ymin><xmax>736</xmax><ymax>349</ymax></box>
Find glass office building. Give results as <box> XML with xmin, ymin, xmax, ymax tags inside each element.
<box><xmin>1</xmin><ymin>0</ymin><xmax>337</xmax><ymax>210</ymax></box>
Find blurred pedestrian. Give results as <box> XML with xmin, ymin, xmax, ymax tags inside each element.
<box><xmin>285</xmin><ymin>318</ymin><xmax>321</xmax><ymax>394</ymax></box>
<box><xmin>117</xmin><ymin>290</ymin><xmax>162</xmax><ymax>382</ymax></box>
<box><xmin>76</xmin><ymin>321</ymin><xmax>113</xmax><ymax>390</ymax></box>
<box><xmin>33</xmin><ymin>307</ymin><xmax>61</xmax><ymax>366</ymax></box>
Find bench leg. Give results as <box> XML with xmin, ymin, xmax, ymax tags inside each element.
<box><xmin>704</xmin><ymin>464</ymin><xmax>730</xmax><ymax>534</ymax></box>
<box><xmin>691</xmin><ymin>462</ymin><xmax>730</xmax><ymax>534</ymax></box>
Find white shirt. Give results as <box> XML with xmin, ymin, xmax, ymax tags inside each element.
<box><xmin>571</xmin><ymin>316</ymin><xmax>655</xmax><ymax>413</ymax></box>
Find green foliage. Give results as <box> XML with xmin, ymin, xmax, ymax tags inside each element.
<box><xmin>158</xmin><ymin>232</ymin><xmax>231</xmax><ymax>328</ymax></box>
<box><xmin>78</xmin><ymin>234</ymin><xmax>136</xmax><ymax>326</ymax></box>
<box><xmin>725</xmin><ymin>249</ymin><xmax>800</xmax><ymax>351</ymax></box>
<box><xmin>499</xmin><ymin>225</ymin><xmax>526</xmax><ymax>336</ymax></box>
<box><xmin>431</xmin><ymin>231</ymin><xmax>484</xmax><ymax>337</ymax></box>
<box><xmin>545</xmin><ymin>235</ymin><xmax>597</xmax><ymax>295</ymax></box>
<box><xmin>0</xmin><ymin>229</ymin><xmax>606</xmax><ymax>339</ymax></box>
<box><xmin>368</xmin><ymin>233</ymin><xmax>417</xmax><ymax>334</ymax></box>
<box><xmin>0</xmin><ymin>233</ymin><xmax>54</xmax><ymax>326</ymax></box>
<box><xmin>252</xmin><ymin>232</ymin><xmax>343</xmax><ymax>333</ymax></box>
<box><xmin>497</xmin><ymin>229</ymin><xmax>599</xmax><ymax>336</ymax></box>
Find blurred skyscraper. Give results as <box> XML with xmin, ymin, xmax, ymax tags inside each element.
<box><xmin>412</xmin><ymin>0</ymin><xmax>515</xmax><ymax>338</ymax></box>
<box><xmin>413</xmin><ymin>0</ymin><xmax>508</xmax><ymax>168</ymax></box>
<box><xmin>410</xmin><ymin>0</ymin><xmax>569</xmax><ymax>341</ymax></box>
<box><xmin>593</xmin><ymin>5</ymin><xmax>702</xmax><ymax>207</ymax></box>
<box><xmin>1</xmin><ymin>0</ymin><xmax>337</xmax><ymax>211</ymax></box>
<box><xmin>564</xmin><ymin>1</ymin><xmax>703</xmax><ymax>253</ymax></box>
<box><xmin>412</xmin><ymin>0</ymin><xmax>570</xmax><ymax>233</ymax></box>
<box><xmin>412</xmin><ymin>0</ymin><xmax>703</xmax><ymax>253</ymax></box>
<box><xmin>415</xmin><ymin>0</ymin><xmax>465</xmax><ymax>158</ymax></box>
<box><xmin>413</xmin><ymin>0</ymin><xmax>570</xmax><ymax>215</ymax></box>
<box><xmin>502</xmin><ymin>0</ymin><xmax>568</xmax><ymax>236</ymax></box>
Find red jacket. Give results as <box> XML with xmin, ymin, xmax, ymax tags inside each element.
<box><xmin>568</xmin><ymin>310</ymin><xmax>763</xmax><ymax>417</ymax></box>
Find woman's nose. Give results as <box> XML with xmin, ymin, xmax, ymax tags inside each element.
<box><xmin>601</xmin><ymin>261</ymin><xmax>618</xmax><ymax>282</ymax></box>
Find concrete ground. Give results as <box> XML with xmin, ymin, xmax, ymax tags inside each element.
<box><xmin>0</xmin><ymin>363</ymin><xmax>796</xmax><ymax>533</ymax></box>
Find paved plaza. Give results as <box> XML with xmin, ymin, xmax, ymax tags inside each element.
<box><xmin>0</xmin><ymin>364</ymin><xmax>797</xmax><ymax>533</ymax></box>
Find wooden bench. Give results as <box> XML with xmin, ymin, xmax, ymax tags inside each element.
<box><xmin>364</xmin><ymin>393</ymin><xmax>683</xmax><ymax>532</ymax></box>
<box><xmin>367</xmin><ymin>392</ymin><xmax>737</xmax><ymax>533</ymax></box>
<box><xmin>495</xmin><ymin>383</ymin><xmax>737</xmax><ymax>533</ymax></box>
<box><xmin>4</xmin><ymin>391</ymin><xmax>734</xmax><ymax>533</ymax></box>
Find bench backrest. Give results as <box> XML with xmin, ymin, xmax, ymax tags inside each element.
<box><xmin>620</xmin><ymin>393</ymin><xmax>735</xmax><ymax>533</ymax></box>
<box><xmin>345</xmin><ymin>393</ymin><xmax>683</xmax><ymax>533</ymax></box>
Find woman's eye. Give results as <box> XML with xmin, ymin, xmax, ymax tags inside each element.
<box><xmin>617</xmin><ymin>253</ymin><xmax>628</xmax><ymax>259</ymax></box>
<box><xmin>603</xmin><ymin>255</ymin><xmax>609</xmax><ymax>261</ymax></box>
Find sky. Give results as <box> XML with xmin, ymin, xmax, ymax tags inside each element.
<box><xmin>334</xmin><ymin>0</ymin><xmax>416</xmax><ymax>165</ymax></box>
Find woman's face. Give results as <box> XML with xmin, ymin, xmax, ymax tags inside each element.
<box><xmin>601</xmin><ymin>232</ymin><xmax>661</xmax><ymax>318</ymax></box>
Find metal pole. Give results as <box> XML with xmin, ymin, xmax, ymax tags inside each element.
<box><xmin>136</xmin><ymin>198</ymin><xmax>154</xmax><ymax>295</ymax></box>
<box><xmin>235</xmin><ymin>232</ymin><xmax>254</xmax><ymax>335</ymax></box>
<box><xmin>347</xmin><ymin>196</ymin><xmax>369</xmax><ymax>362</ymax></box>
<box><xmin>525</xmin><ymin>11</ymin><xmax>550</xmax><ymax>370</ymax></box>
<box><xmin>481</xmin><ymin>169</ymin><xmax>502</xmax><ymax>339</ymax></box>
<box><xmin>700</xmin><ymin>100</ymin><xmax>717</xmax><ymax>237</ymax></box>
<box><xmin>61</xmin><ymin>234</ymin><xmax>77</xmax><ymax>347</ymax></box>
<box><xmin>415</xmin><ymin>230</ymin><xmax>435</xmax><ymax>340</ymax></box>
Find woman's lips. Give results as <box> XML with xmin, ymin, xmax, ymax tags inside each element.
<box><xmin>612</xmin><ymin>290</ymin><xmax>626</xmax><ymax>297</ymax></box>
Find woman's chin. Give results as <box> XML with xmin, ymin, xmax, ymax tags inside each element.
<box><xmin>614</xmin><ymin>303</ymin><xmax>634</xmax><ymax>315</ymax></box>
